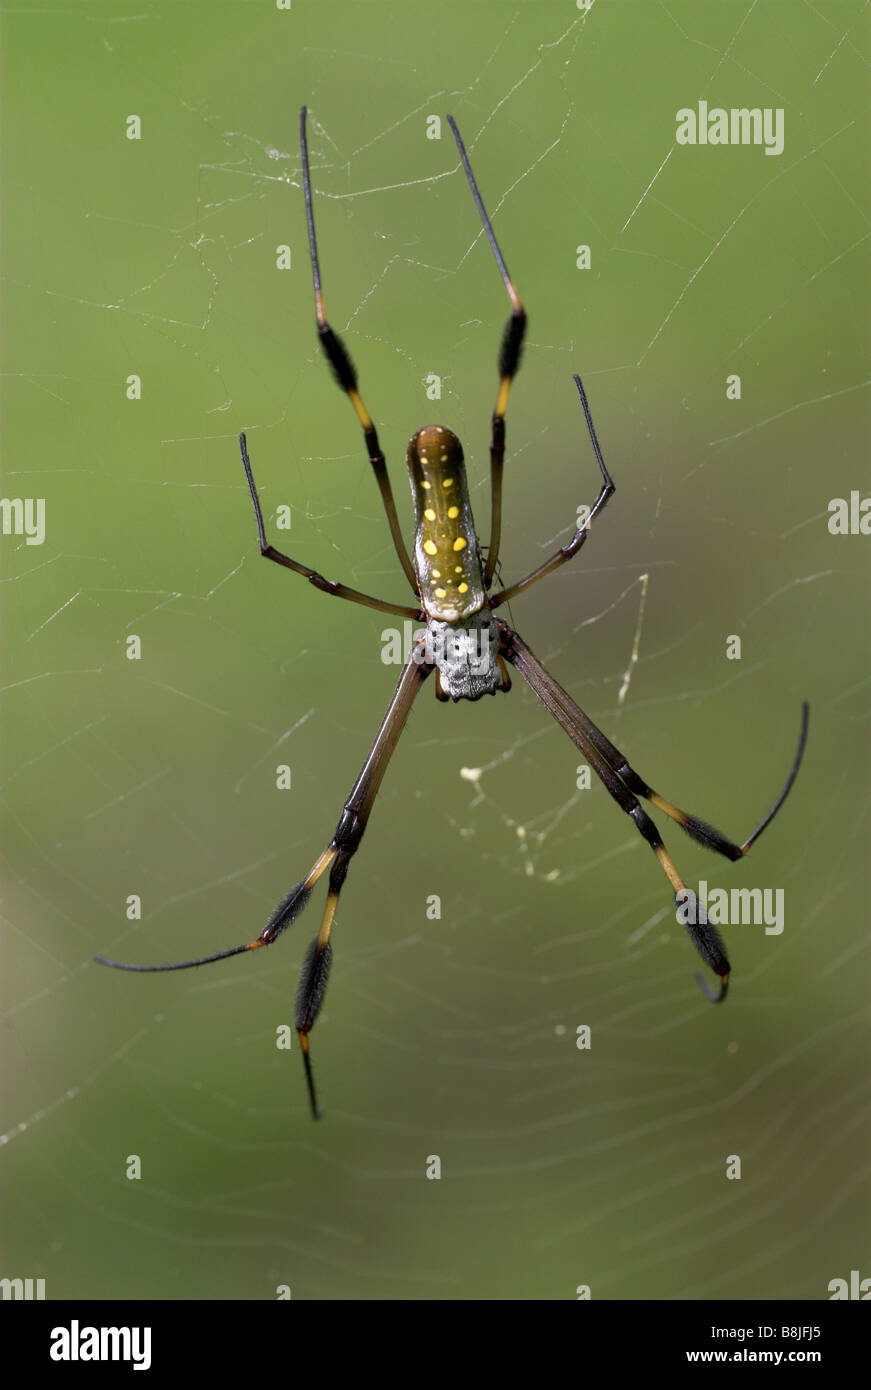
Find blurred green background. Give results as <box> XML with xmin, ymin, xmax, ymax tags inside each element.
<box><xmin>2</xmin><ymin>1</ymin><xmax>869</xmax><ymax>1300</ymax></box>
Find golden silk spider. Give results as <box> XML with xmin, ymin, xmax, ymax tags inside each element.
<box><xmin>96</xmin><ymin>109</ymin><xmax>809</xmax><ymax>1118</ymax></box>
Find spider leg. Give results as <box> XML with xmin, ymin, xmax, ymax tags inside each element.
<box><xmin>557</xmin><ymin>683</ymin><xmax>809</xmax><ymax>860</ymax></box>
<box><xmin>300</xmin><ymin>107</ymin><xmax>418</xmax><ymax>596</ymax></box>
<box><xmin>501</xmin><ymin>625</ymin><xmax>808</xmax><ymax>1001</ymax></box>
<box><xmin>447</xmin><ymin>115</ymin><xmax>526</xmax><ymax>589</ymax></box>
<box><xmin>489</xmin><ymin>375</ymin><xmax>615</xmax><ymax>609</ymax></box>
<box><xmin>240</xmin><ymin>433</ymin><xmax>420</xmax><ymax>619</ymax></box>
<box><xmin>96</xmin><ymin>642</ymin><xmax>434</xmax><ymax>1118</ymax></box>
<box><xmin>290</xmin><ymin>644</ymin><xmax>434</xmax><ymax>1116</ymax></box>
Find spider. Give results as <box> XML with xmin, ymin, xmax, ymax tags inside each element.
<box><xmin>96</xmin><ymin>108</ymin><xmax>809</xmax><ymax>1119</ymax></box>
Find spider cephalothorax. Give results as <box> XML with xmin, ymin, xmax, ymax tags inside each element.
<box><xmin>96</xmin><ymin>107</ymin><xmax>809</xmax><ymax>1120</ymax></box>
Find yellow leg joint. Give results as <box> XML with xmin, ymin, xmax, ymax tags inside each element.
<box><xmin>655</xmin><ymin>844</ymin><xmax>685</xmax><ymax>896</ymax></box>
<box><xmin>348</xmin><ymin>388</ymin><xmax>373</xmax><ymax>431</ymax></box>
<box><xmin>317</xmin><ymin>891</ymin><xmax>340</xmax><ymax>950</ymax></box>
<box><xmin>304</xmin><ymin>846</ymin><xmax>338</xmax><ymax>892</ymax></box>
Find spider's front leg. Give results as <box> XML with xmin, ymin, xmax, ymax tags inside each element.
<box><xmin>256</xmin><ymin>643</ymin><xmax>434</xmax><ymax>1116</ymax></box>
<box><xmin>256</xmin><ymin>815</ymin><xmax>361</xmax><ymax>1119</ymax></box>
<box><xmin>97</xmin><ymin>644</ymin><xmax>433</xmax><ymax>1120</ymax></box>
<box><xmin>499</xmin><ymin>623</ymin><xmax>808</xmax><ymax>1002</ymax></box>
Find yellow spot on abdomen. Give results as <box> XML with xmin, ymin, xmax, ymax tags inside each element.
<box><xmin>435</xmin><ymin>587</ymin><xmax>447</xmax><ymax>599</ymax></box>
<box><xmin>453</xmin><ymin>537</ymin><xmax>467</xmax><ymax>552</ymax></box>
<box><xmin>424</xmin><ymin>508</ymin><xmax>436</xmax><ymax>521</ymax></box>
<box><xmin>447</xmin><ymin>505</ymin><xmax>459</xmax><ymax>519</ymax></box>
<box><xmin>458</xmin><ymin>583</ymin><xmax>469</xmax><ymax>594</ymax></box>
<box><xmin>423</xmin><ymin>539</ymin><xmax>438</xmax><ymax>557</ymax></box>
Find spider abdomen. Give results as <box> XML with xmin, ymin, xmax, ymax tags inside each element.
<box><xmin>407</xmin><ymin>425</ymin><xmax>486</xmax><ymax>622</ymax></box>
